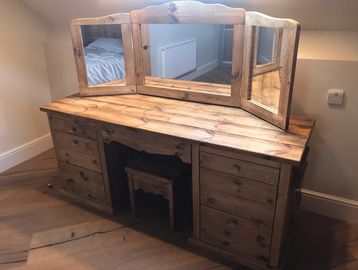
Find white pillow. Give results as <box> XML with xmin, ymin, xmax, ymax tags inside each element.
<box><xmin>87</xmin><ymin>38</ymin><xmax>124</xmax><ymax>54</ymax></box>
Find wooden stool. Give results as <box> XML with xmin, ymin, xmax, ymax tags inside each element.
<box><xmin>125</xmin><ymin>158</ymin><xmax>184</xmax><ymax>231</ymax></box>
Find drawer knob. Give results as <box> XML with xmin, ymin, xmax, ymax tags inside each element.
<box><xmin>234</xmin><ymin>164</ymin><xmax>241</xmax><ymax>171</ymax></box>
<box><xmin>93</xmin><ymin>159</ymin><xmax>98</xmax><ymax>165</ymax></box>
<box><xmin>232</xmin><ymin>181</ymin><xmax>241</xmax><ymax>191</ymax></box>
<box><xmin>227</xmin><ymin>219</ymin><xmax>238</xmax><ymax>228</ymax></box>
<box><xmin>65</xmin><ymin>160</ymin><xmax>70</xmax><ymax>164</ymax></box>
<box><xmin>222</xmin><ymin>230</ymin><xmax>231</xmax><ymax>237</ymax></box>
<box><xmin>221</xmin><ymin>241</ymin><xmax>230</xmax><ymax>247</ymax></box>
<box><xmin>65</xmin><ymin>153</ymin><xmax>70</xmax><ymax>157</ymax></box>
<box><xmin>78</xmin><ymin>171</ymin><xmax>89</xmax><ymax>181</ymax></box>
<box><xmin>71</xmin><ymin>127</ymin><xmax>77</xmax><ymax>132</ymax></box>
<box><xmin>67</xmin><ymin>178</ymin><xmax>74</xmax><ymax>183</ymax></box>
<box><xmin>105</xmin><ymin>128</ymin><xmax>114</xmax><ymax>135</ymax></box>
<box><xmin>206</xmin><ymin>197</ymin><xmax>215</xmax><ymax>204</ymax></box>
<box><xmin>257</xmin><ymin>236</ymin><xmax>268</xmax><ymax>248</ymax></box>
<box><xmin>73</xmin><ymin>139</ymin><xmax>78</xmax><ymax>145</ymax></box>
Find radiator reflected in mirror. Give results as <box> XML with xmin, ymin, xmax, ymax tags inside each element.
<box><xmin>143</xmin><ymin>24</ymin><xmax>234</xmax><ymax>86</ymax></box>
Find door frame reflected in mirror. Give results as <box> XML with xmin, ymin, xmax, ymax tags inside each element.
<box><xmin>253</xmin><ymin>26</ymin><xmax>283</xmax><ymax>76</ymax></box>
<box><xmin>71</xmin><ymin>13</ymin><xmax>136</xmax><ymax>97</ymax></box>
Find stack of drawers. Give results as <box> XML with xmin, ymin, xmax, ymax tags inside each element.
<box><xmin>49</xmin><ymin>113</ymin><xmax>108</xmax><ymax>209</ymax></box>
<box><xmin>199</xmin><ymin>147</ymin><xmax>280</xmax><ymax>266</ymax></box>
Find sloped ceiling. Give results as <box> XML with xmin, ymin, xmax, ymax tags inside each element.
<box><xmin>21</xmin><ymin>0</ymin><xmax>358</xmax><ymax>30</ymax></box>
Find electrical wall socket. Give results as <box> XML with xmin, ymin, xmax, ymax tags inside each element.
<box><xmin>327</xmin><ymin>89</ymin><xmax>345</xmax><ymax>105</ymax></box>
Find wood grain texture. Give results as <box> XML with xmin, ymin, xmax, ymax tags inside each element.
<box><xmin>130</xmin><ymin>1</ymin><xmax>245</xmax><ymax>24</ymax></box>
<box><xmin>41</xmin><ymin>94</ymin><xmax>314</xmax><ymax>165</ymax></box>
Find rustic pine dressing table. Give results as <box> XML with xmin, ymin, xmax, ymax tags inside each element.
<box><xmin>40</xmin><ymin>2</ymin><xmax>314</xmax><ymax>269</ymax></box>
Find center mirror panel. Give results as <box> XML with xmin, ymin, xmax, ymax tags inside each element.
<box><xmin>80</xmin><ymin>24</ymin><xmax>126</xmax><ymax>87</ymax></box>
<box><xmin>143</xmin><ymin>24</ymin><xmax>233</xmax><ymax>95</ymax></box>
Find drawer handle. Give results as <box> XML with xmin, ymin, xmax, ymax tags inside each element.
<box><xmin>65</xmin><ymin>153</ymin><xmax>70</xmax><ymax>157</ymax></box>
<box><xmin>232</xmin><ymin>181</ymin><xmax>241</xmax><ymax>191</ymax></box>
<box><xmin>257</xmin><ymin>236</ymin><xmax>268</xmax><ymax>248</ymax></box>
<box><xmin>71</xmin><ymin>127</ymin><xmax>77</xmax><ymax>133</ymax></box>
<box><xmin>234</xmin><ymin>164</ymin><xmax>241</xmax><ymax>171</ymax></box>
<box><xmin>221</xmin><ymin>241</ymin><xmax>230</xmax><ymax>247</ymax></box>
<box><xmin>88</xmin><ymin>193</ymin><xmax>92</xmax><ymax>199</ymax></box>
<box><xmin>227</xmin><ymin>219</ymin><xmax>238</xmax><ymax>228</ymax></box>
<box><xmin>67</xmin><ymin>178</ymin><xmax>74</xmax><ymax>183</ymax></box>
<box><xmin>78</xmin><ymin>171</ymin><xmax>89</xmax><ymax>181</ymax></box>
<box><xmin>92</xmin><ymin>159</ymin><xmax>98</xmax><ymax>165</ymax></box>
<box><xmin>105</xmin><ymin>128</ymin><xmax>114</xmax><ymax>135</ymax></box>
<box><xmin>65</xmin><ymin>160</ymin><xmax>70</xmax><ymax>164</ymax></box>
<box><xmin>222</xmin><ymin>230</ymin><xmax>231</xmax><ymax>237</ymax></box>
<box><xmin>73</xmin><ymin>139</ymin><xmax>78</xmax><ymax>145</ymax></box>
<box><xmin>206</xmin><ymin>197</ymin><xmax>215</xmax><ymax>204</ymax></box>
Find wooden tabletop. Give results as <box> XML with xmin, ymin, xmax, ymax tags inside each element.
<box><xmin>40</xmin><ymin>94</ymin><xmax>314</xmax><ymax>165</ymax></box>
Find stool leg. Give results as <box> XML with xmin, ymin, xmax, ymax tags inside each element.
<box><xmin>128</xmin><ymin>175</ymin><xmax>137</xmax><ymax>217</ymax></box>
<box><xmin>168</xmin><ymin>185</ymin><xmax>175</xmax><ymax>231</ymax></box>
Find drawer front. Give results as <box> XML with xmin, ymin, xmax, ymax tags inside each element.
<box><xmin>102</xmin><ymin>125</ymin><xmax>191</xmax><ymax>164</ymax></box>
<box><xmin>201</xmin><ymin>206</ymin><xmax>271</xmax><ymax>264</ymax></box>
<box><xmin>200</xmin><ymin>152</ymin><xmax>279</xmax><ymax>185</ymax></box>
<box><xmin>201</xmin><ymin>187</ymin><xmax>275</xmax><ymax>227</ymax></box>
<box><xmin>51</xmin><ymin>115</ymin><xmax>97</xmax><ymax>140</ymax></box>
<box><xmin>57</xmin><ymin>148</ymin><xmax>102</xmax><ymax>173</ymax></box>
<box><xmin>60</xmin><ymin>162</ymin><xmax>106</xmax><ymax>203</ymax></box>
<box><xmin>53</xmin><ymin>131</ymin><xmax>99</xmax><ymax>157</ymax></box>
<box><xmin>201</xmin><ymin>168</ymin><xmax>277</xmax><ymax>207</ymax></box>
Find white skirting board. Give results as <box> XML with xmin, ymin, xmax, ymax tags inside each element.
<box><xmin>299</xmin><ymin>188</ymin><xmax>358</xmax><ymax>224</ymax></box>
<box><xmin>0</xmin><ymin>133</ymin><xmax>53</xmax><ymax>173</ymax></box>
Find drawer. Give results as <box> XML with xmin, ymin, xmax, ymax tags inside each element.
<box><xmin>200</xmin><ymin>168</ymin><xmax>277</xmax><ymax>207</ymax></box>
<box><xmin>201</xmin><ymin>185</ymin><xmax>275</xmax><ymax>227</ymax></box>
<box><xmin>50</xmin><ymin>115</ymin><xmax>97</xmax><ymax>140</ymax></box>
<box><xmin>102</xmin><ymin>125</ymin><xmax>191</xmax><ymax>164</ymax></box>
<box><xmin>201</xmin><ymin>206</ymin><xmax>271</xmax><ymax>265</ymax></box>
<box><xmin>60</xmin><ymin>162</ymin><xmax>106</xmax><ymax>203</ymax></box>
<box><xmin>200</xmin><ymin>151</ymin><xmax>279</xmax><ymax>185</ymax></box>
<box><xmin>57</xmin><ymin>148</ymin><xmax>102</xmax><ymax>173</ymax></box>
<box><xmin>53</xmin><ymin>131</ymin><xmax>99</xmax><ymax>157</ymax></box>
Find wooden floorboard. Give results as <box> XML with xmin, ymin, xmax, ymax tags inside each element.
<box><xmin>0</xmin><ymin>150</ymin><xmax>357</xmax><ymax>270</ymax></box>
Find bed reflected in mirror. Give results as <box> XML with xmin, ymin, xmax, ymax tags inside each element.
<box><xmin>143</xmin><ymin>24</ymin><xmax>233</xmax><ymax>88</ymax></box>
<box><xmin>80</xmin><ymin>24</ymin><xmax>126</xmax><ymax>87</ymax></box>
<box><xmin>250</xmin><ymin>26</ymin><xmax>282</xmax><ymax>113</ymax></box>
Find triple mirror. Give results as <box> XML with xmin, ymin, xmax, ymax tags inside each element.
<box><xmin>70</xmin><ymin>1</ymin><xmax>300</xmax><ymax>129</ymax></box>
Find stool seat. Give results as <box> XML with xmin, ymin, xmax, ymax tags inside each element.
<box><xmin>125</xmin><ymin>157</ymin><xmax>185</xmax><ymax>231</ymax></box>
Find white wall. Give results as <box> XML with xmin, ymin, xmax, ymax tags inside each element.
<box><xmin>149</xmin><ymin>24</ymin><xmax>220</xmax><ymax>77</ymax></box>
<box><xmin>0</xmin><ymin>0</ymin><xmax>53</xmax><ymax>172</ymax></box>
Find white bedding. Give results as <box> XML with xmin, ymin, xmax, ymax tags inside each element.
<box><xmin>84</xmin><ymin>38</ymin><xmax>126</xmax><ymax>86</ymax></box>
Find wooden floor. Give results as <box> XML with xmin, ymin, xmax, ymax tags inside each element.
<box><xmin>0</xmin><ymin>150</ymin><xmax>357</xmax><ymax>270</ymax></box>
<box><xmin>193</xmin><ymin>67</ymin><xmax>232</xmax><ymax>85</ymax></box>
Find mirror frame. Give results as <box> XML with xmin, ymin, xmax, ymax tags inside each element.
<box><xmin>130</xmin><ymin>1</ymin><xmax>246</xmax><ymax>107</ymax></box>
<box><xmin>240</xmin><ymin>12</ymin><xmax>300</xmax><ymax>129</ymax></box>
<box><xmin>71</xmin><ymin>13</ymin><xmax>136</xmax><ymax>97</ymax></box>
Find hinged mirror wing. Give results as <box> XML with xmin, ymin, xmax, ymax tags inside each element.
<box><xmin>130</xmin><ymin>1</ymin><xmax>246</xmax><ymax>106</ymax></box>
<box><xmin>71</xmin><ymin>13</ymin><xmax>136</xmax><ymax>96</ymax></box>
<box><xmin>240</xmin><ymin>12</ymin><xmax>300</xmax><ymax>129</ymax></box>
